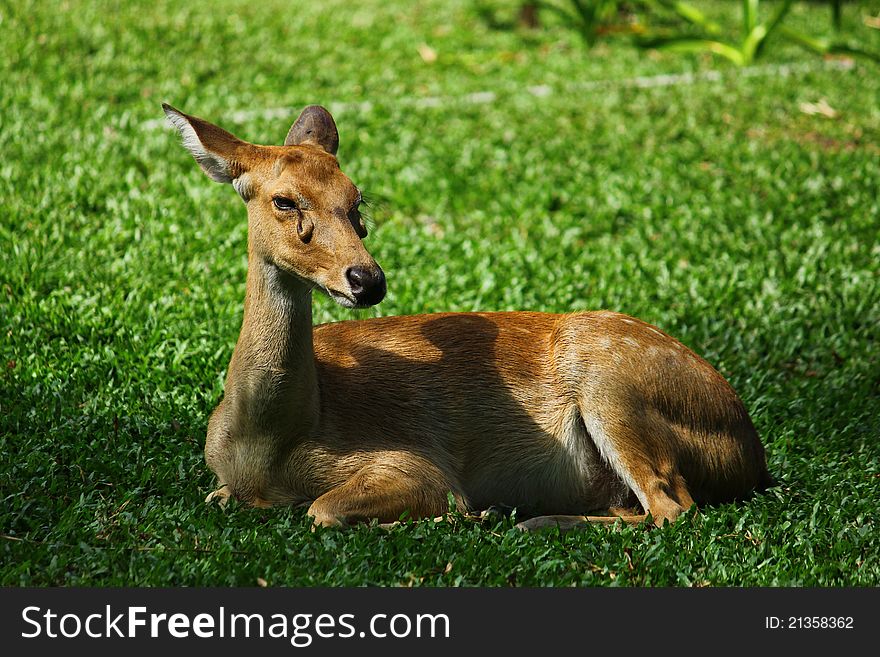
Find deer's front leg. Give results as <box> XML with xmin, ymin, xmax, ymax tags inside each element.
<box><xmin>307</xmin><ymin>456</ymin><xmax>460</xmax><ymax>527</ymax></box>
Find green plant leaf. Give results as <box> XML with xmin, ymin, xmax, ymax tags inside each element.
<box><xmin>533</xmin><ymin>0</ymin><xmax>593</xmax><ymax>44</ymax></box>
<box><xmin>742</xmin><ymin>0</ymin><xmax>794</xmax><ymax>63</ymax></box>
<box><xmin>532</xmin><ymin>0</ymin><xmax>577</xmax><ymax>23</ymax></box>
<box><xmin>779</xmin><ymin>25</ymin><xmax>880</xmax><ymax>62</ymax></box>
<box><xmin>826</xmin><ymin>43</ymin><xmax>880</xmax><ymax>63</ymax></box>
<box><xmin>648</xmin><ymin>0</ymin><xmax>722</xmax><ymax>35</ymax></box>
<box><xmin>637</xmin><ymin>35</ymin><xmax>746</xmax><ymax>66</ymax></box>
<box><xmin>744</xmin><ymin>0</ymin><xmax>759</xmax><ymax>37</ymax></box>
<box><xmin>742</xmin><ymin>24</ymin><xmax>768</xmax><ymax>65</ymax></box>
<box><xmin>831</xmin><ymin>0</ymin><xmax>842</xmax><ymax>32</ymax></box>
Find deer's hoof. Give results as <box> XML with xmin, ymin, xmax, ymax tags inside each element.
<box><xmin>205</xmin><ymin>485</ymin><xmax>231</xmax><ymax>507</ymax></box>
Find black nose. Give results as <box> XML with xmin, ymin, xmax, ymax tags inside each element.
<box><xmin>345</xmin><ymin>266</ymin><xmax>386</xmax><ymax>306</ymax></box>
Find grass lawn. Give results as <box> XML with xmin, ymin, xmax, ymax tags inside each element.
<box><xmin>1</xmin><ymin>0</ymin><xmax>878</xmax><ymax>586</ymax></box>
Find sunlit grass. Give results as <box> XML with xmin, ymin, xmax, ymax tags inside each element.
<box><xmin>1</xmin><ymin>0</ymin><xmax>878</xmax><ymax>586</ymax></box>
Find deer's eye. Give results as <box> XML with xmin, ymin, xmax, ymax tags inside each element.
<box><xmin>273</xmin><ymin>197</ymin><xmax>298</xmax><ymax>212</ymax></box>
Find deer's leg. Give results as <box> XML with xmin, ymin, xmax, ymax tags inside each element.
<box><xmin>516</xmin><ymin>512</ymin><xmax>649</xmax><ymax>532</ymax></box>
<box><xmin>585</xmin><ymin>413</ymin><xmax>696</xmax><ymax>526</ymax></box>
<box><xmin>307</xmin><ymin>456</ymin><xmax>460</xmax><ymax>528</ymax></box>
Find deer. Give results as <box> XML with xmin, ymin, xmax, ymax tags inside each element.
<box><xmin>163</xmin><ymin>102</ymin><xmax>772</xmax><ymax>531</ymax></box>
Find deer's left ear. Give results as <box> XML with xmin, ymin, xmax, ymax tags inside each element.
<box><xmin>163</xmin><ymin>103</ymin><xmax>252</xmax><ymax>183</ymax></box>
<box><xmin>284</xmin><ymin>105</ymin><xmax>339</xmax><ymax>155</ymax></box>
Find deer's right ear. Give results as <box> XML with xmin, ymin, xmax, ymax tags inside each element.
<box><xmin>285</xmin><ymin>105</ymin><xmax>339</xmax><ymax>155</ymax></box>
<box><xmin>163</xmin><ymin>103</ymin><xmax>250</xmax><ymax>183</ymax></box>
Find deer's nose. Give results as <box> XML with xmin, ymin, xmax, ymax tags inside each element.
<box><xmin>346</xmin><ymin>265</ymin><xmax>386</xmax><ymax>307</ymax></box>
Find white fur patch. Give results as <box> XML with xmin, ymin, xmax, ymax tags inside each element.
<box><xmin>164</xmin><ymin>106</ymin><xmax>232</xmax><ymax>183</ymax></box>
<box><xmin>581</xmin><ymin>411</ymin><xmax>649</xmax><ymax>511</ymax></box>
<box><xmin>558</xmin><ymin>405</ymin><xmax>595</xmax><ymax>482</ymax></box>
<box><xmin>232</xmin><ymin>173</ymin><xmax>253</xmax><ymax>202</ymax></box>
<box><xmin>261</xmin><ymin>260</ymin><xmax>301</xmax><ymax>317</ymax></box>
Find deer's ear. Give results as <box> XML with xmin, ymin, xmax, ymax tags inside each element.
<box><xmin>163</xmin><ymin>103</ymin><xmax>251</xmax><ymax>183</ymax></box>
<box><xmin>284</xmin><ymin>105</ymin><xmax>339</xmax><ymax>155</ymax></box>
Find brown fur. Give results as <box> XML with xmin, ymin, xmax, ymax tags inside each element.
<box><xmin>165</xmin><ymin>103</ymin><xmax>771</xmax><ymax>529</ymax></box>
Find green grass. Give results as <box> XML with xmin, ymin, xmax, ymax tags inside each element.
<box><xmin>2</xmin><ymin>0</ymin><xmax>878</xmax><ymax>586</ymax></box>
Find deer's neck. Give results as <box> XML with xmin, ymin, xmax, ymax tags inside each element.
<box><xmin>224</xmin><ymin>255</ymin><xmax>320</xmax><ymax>438</ymax></box>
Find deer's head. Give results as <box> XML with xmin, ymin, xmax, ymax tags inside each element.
<box><xmin>164</xmin><ymin>103</ymin><xmax>385</xmax><ymax>309</ymax></box>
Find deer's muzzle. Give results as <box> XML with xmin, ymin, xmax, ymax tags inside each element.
<box><xmin>345</xmin><ymin>265</ymin><xmax>386</xmax><ymax>308</ymax></box>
